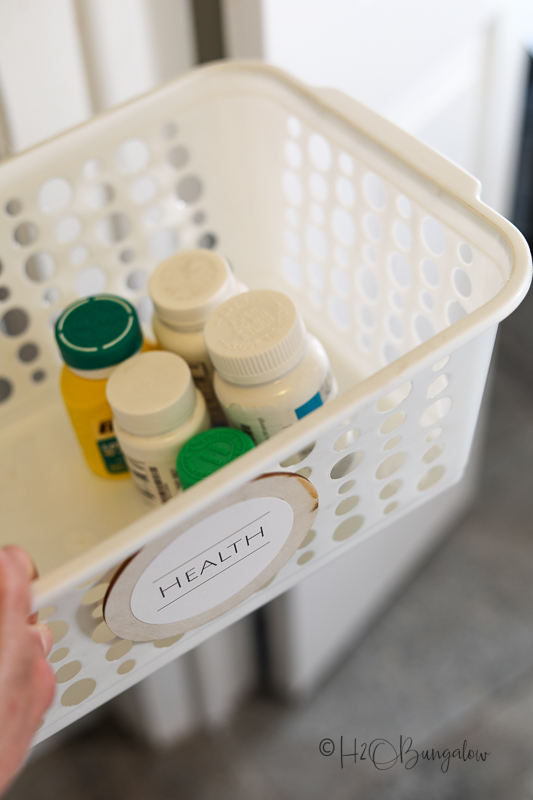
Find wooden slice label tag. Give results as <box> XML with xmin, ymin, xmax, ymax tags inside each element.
<box><xmin>104</xmin><ymin>473</ymin><xmax>318</xmax><ymax>641</ymax></box>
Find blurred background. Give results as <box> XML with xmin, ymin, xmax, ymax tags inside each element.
<box><xmin>3</xmin><ymin>0</ymin><xmax>533</xmax><ymax>797</ymax></box>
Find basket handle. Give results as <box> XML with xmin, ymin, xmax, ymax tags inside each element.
<box><xmin>314</xmin><ymin>87</ymin><xmax>482</xmax><ymax>203</ymax></box>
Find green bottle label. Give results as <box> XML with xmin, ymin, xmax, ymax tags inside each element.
<box><xmin>97</xmin><ymin>436</ymin><xmax>129</xmax><ymax>474</ymax></box>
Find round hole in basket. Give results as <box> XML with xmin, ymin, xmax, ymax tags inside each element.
<box><xmin>284</xmin><ymin>229</ymin><xmax>300</xmax><ymax>255</ymax></box>
<box><xmin>149</xmin><ymin>229</ymin><xmax>178</xmax><ymax>259</ymax></box>
<box><xmin>198</xmin><ymin>232</ymin><xmax>217</xmax><ymax>249</ymax></box>
<box><xmin>427</xmin><ymin>374</ymin><xmax>449</xmax><ymax>399</ymax></box>
<box><xmin>396</xmin><ymin>195</ymin><xmax>411</xmax><ymax>218</ymax></box>
<box><xmin>375</xmin><ymin>452</ymin><xmax>406</xmax><ymax>479</ymax></box>
<box><xmin>414</xmin><ymin>314</ymin><xmax>435</xmax><ymax>343</ymax></box>
<box><xmin>14</xmin><ymin>222</ymin><xmax>38</xmax><ymax>246</ymax></box>
<box><xmin>364</xmin><ymin>243</ymin><xmax>377</xmax><ymax>265</ymax></box>
<box><xmin>383</xmin><ymin>435</ymin><xmax>401</xmax><ymax>451</ymax></box>
<box><xmin>422</xmin><ymin>443</ymin><xmax>444</xmax><ymax>464</ymax></box>
<box><xmin>75</xmin><ymin>267</ymin><xmax>107</xmax><ymax>297</ymax></box>
<box><xmin>25</xmin><ymin>252</ymin><xmax>55</xmax><ymax>282</ymax></box>
<box><xmin>393</xmin><ymin>220</ymin><xmax>412</xmax><ymax>250</ymax></box>
<box><xmin>296</xmin><ymin>466</ymin><xmax>312</xmax><ymax>479</ymax></box>
<box><xmin>117</xmin><ymin>660</ymin><xmax>136</xmax><ymax>675</ymax></box>
<box><xmin>42</xmin><ymin>287</ymin><xmax>60</xmax><ymax>307</ymax></box>
<box><xmin>379</xmin><ymin>411</ymin><xmax>406</xmax><ymax>436</ymax></box>
<box><xmin>305</xmin><ymin>225</ymin><xmax>327</xmax><ymax>260</ymax></box>
<box><xmin>334</xmin><ymin>429</ymin><xmax>360</xmax><ymax>452</ymax></box>
<box><xmin>161</xmin><ymin>121</ymin><xmax>177</xmax><ymax>139</ymax></box>
<box><xmin>129</xmin><ymin>176</ymin><xmax>157</xmax><ymax>205</ymax></box>
<box><xmin>383</xmin><ymin>345</ymin><xmax>400</xmax><ymax>366</ymax></box>
<box><xmin>31</xmin><ymin>369</ymin><xmax>46</xmax><ymax>383</ymax></box>
<box><xmin>284</xmin><ymin>140</ymin><xmax>302</xmax><ymax>169</ymax></box>
<box><xmin>126</xmin><ymin>270</ymin><xmax>147</xmax><ymax>292</ymax></box>
<box><xmin>117</xmin><ymin>138</ymin><xmax>150</xmax><ymax>173</ymax></box>
<box><xmin>330</xmin><ymin>451</ymin><xmax>363</xmax><ymax>479</ymax></box>
<box><xmin>279</xmin><ymin>442</ymin><xmax>315</xmax><ymax>467</ymax></box>
<box><xmin>70</xmin><ymin>245</ymin><xmax>89</xmax><ymax>266</ymax></box>
<box><xmin>421</xmin><ymin>216</ymin><xmax>446</xmax><ymax>255</ymax></box>
<box><xmin>298</xmin><ymin>529</ymin><xmax>316</xmax><ymax>549</ymax></box>
<box><xmin>311</xmin><ymin>202</ymin><xmax>324</xmax><ymax>225</ymax></box>
<box><xmin>309</xmin><ymin>173</ymin><xmax>328</xmax><ymax>203</ymax></box>
<box><xmin>5</xmin><ymin>198</ymin><xmax>22</xmax><ymax>215</ymax></box>
<box><xmin>119</xmin><ymin>248</ymin><xmax>135</xmax><ymax>264</ymax></box>
<box><xmin>377</xmin><ymin>382</ymin><xmax>412</xmax><ymax>413</ymax></box>
<box><xmin>420</xmin><ymin>397</ymin><xmax>452</xmax><ymax>427</ymax></box>
<box><xmin>357</xmin><ymin>267</ymin><xmax>379</xmax><ymax>301</ymax></box>
<box><xmin>176</xmin><ymin>175</ymin><xmax>203</xmax><ymax>204</ymax></box>
<box><xmin>389</xmin><ymin>252</ymin><xmax>411</xmax><ymax>288</ymax></box>
<box><xmin>363</xmin><ymin>172</ymin><xmax>386</xmax><ymax>211</ymax></box>
<box><xmin>86</xmin><ymin>182</ymin><xmax>114</xmax><ymax>209</ymax></box>
<box><xmin>384</xmin><ymin>502</ymin><xmax>398</xmax><ymax>515</ymax></box>
<box><xmin>338</xmin><ymin>479</ymin><xmax>355</xmax><ymax>494</ymax></box>
<box><xmin>418</xmin><ymin>465</ymin><xmax>446</xmax><ymax>491</ymax></box>
<box><xmin>49</xmin><ymin>647</ymin><xmax>68</xmax><ymax>664</ymax></box>
<box><xmin>387</xmin><ymin>314</ymin><xmax>404</xmax><ymax>340</ymax></box>
<box><xmin>327</xmin><ymin>296</ymin><xmax>350</xmax><ymax>330</ymax></box>
<box><xmin>48</xmin><ymin>620</ymin><xmax>68</xmax><ymax>643</ymax></box>
<box><xmin>0</xmin><ymin>378</ymin><xmax>13</xmax><ymax>403</ymax></box>
<box><xmin>56</xmin><ymin>215</ymin><xmax>82</xmax><ymax>243</ymax></box>
<box><xmin>379</xmin><ymin>479</ymin><xmax>402</xmax><ymax>500</ymax></box>
<box><xmin>426</xmin><ymin>427</ymin><xmax>443</xmax><ymax>443</ymax></box>
<box><xmin>339</xmin><ymin>152</ymin><xmax>354</xmax><ymax>175</ymax></box>
<box><xmin>421</xmin><ymin>290</ymin><xmax>434</xmax><ymax>311</ymax></box>
<box><xmin>61</xmin><ymin>679</ymin><xmax>96</xmax><ymax>707</ymax></box>
<box><xmin>82</xmin><ymin>158</ymin><xmax>102</xmax><ymax>179</ymax></box>
<box><xmin>335</xmin><ymin>495</ymin><xmax>359</xmax><ymax>515</ymax></box>
<box><xmin>285</xmin><ymin>207</ymin><xmax>298</xmax><ymax>226</ymax></box>
<box><xmin>335</xmin><ymin>177</ymin><xmax>355</xmax><ymax>207</ymax></box>
<box><xmin>55</xmin><ymin>661</ymin><xmax>81</xmax><ymax>684</ymax></box>
<box><xmin>282</xmin><ymin>255</ymin><xmax>302</xmax><ymax>288</ymax></box>
<box><xmin>153</xmin><ymin>634</ymin><xmax>184</xmax><ymax>649</ymax></box>
<box><xmin>432</xmin><ymin>355</ymin><xmax>450</xmax><ymax>372</ymax></box>
<box><xmin>38</xmin><ymin>177</ymin><xmax>73</xmax><ymax>214</ymax></box>
<box><xmin>333</xmin><ymin>515</ymin><xmax>364</xmax><ymax>542</ymax></box>
<box><xmin>458</xmin><ymin>242</ymin><xmax>473</xmax><ymax>265</ymax></box>
<box><xmin>287</xmin><ymin>115</ymin><xmax>301</xmax><ymax>137</ymax></box>
<box><xmin>297</xmin><ymin>551</ymin><xmax>314</xmax><ymax>566</ymax></box>
<box><xmin>167</xmin><ymin>145</ymin><xmax>189</xmax><ymax>169</ymax></box>
<box><xmin>106</xmin><ymin>640</ymin><xmax>132</xmax><ymax>662</ymax></box>
<box><xmin>81</xmin><ymin>583</ymin><xmax>109</xmax><ymax>605</ymax></box>
<box><xmin>363</xmin><ymin>212</ymin><xmax>382</xmax><ymax>242</ymax></box>
<box><xmin>390</xmin><ymin>290</ymin><xmax>404</xmax><ymax>311</ymax></box>
<box><xmin>282</xmin><ymin>170</ymin><xmax>303</xmax><ymax>205</ymax></box>
<box><xmin>332</xmin><ymin>268</ymin><xmax>349</xmax><ymax>297</ymax></box>
<box><xmin>332</xmin><ymin>207</ymin><xmax>355</xmax><ymax>245</ymax></box>
<box><xmin>308</xmin><ymin>132</ymin><xmax>332</xmax><ymax>171</ymax></box>
<box><xmin>421</xmin><ymin>258</ymin><xmax>440</xmax><ymax>287</ymax></box>
<box><xmin>357</xmin><ymin>303</ymin><xmax>374</xmax><ymax>329</ymax></box>
<box><xmin>1</xmin><ymin>308</ymin><xmax>29</xmax><ymax>337</ymax></box>
<box><xmin>18</xmin><ymin>342</ymin><xmax>39</xmax><ymax>363</ymax></box>
<box><xmin>453</xmin><ymin>268</ymin><xmax>472</xmax><ymax>298</ymax></box>
<box><xmin>98</xmin><ymin>212</ymin><xmax>130</xmax><ymax>244</ymax></box>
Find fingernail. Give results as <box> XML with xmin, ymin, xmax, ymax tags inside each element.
<box><xmin>3</xmin><ymin>546</ymin><xmax>38</xmax><ymax>581</ymax></box>
<box><xmin>33</xmin><ymin>623</ymin><xmax>54</xmax><ymax>656</ymax></box>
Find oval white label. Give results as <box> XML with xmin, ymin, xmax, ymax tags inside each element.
<box><xmin>130</xmin><ymin>497</ymin><xmax>294</xmax><ymax>625</ymax></box>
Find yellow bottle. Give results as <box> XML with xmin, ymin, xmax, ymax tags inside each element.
<box><xmin>55</xmin><ymin>295</ymin><xmax>144</xmax><ymax>479</ymax></box>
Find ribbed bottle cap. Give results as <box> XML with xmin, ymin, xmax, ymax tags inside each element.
<box><xmin>204</xmin><ymin>290</ymin><xmax>307</xmax><ymax>385</ymax></box>
<box><xmin>106</xmin><ymin>351</ymin><xmax>196</xmax><ymax>436</ymax></box>
<box><xmin>149</xmin><ymin>249</ymin><xmax>237</xmax><ymax>330</ymax></box>
<box><xmin>55</xmin><ymin>295</ymin><xmax>142</xmax><ymax>370</ymax></box>
<box><xmin>177</xmin><ymin>428</ymin><xmax>255</xmax><ymax>489</ymax></box>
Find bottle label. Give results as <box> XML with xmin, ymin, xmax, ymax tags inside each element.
<box><xmin>126</xmin><ymin>455</ymin><xmax>182</xmax><ymax>507</ymax></box>
<box><xmin>224</xmin><ymin>371</ymin><xmax>337</xmax><ymax>444</ymax></box>
<box><xmin>189</xmin><ymin>360</ymin><xmax>227</xmax><ymax>427</ymax></box>
<box><xmin>94</xmin><ymin>418</ymin><xmax>128</xmax><ymax>474</ymax></box>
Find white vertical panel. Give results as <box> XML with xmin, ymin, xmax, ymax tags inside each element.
<box><xmin>75</xmin><ymin>0</ymin><xmax>197</xmax><ymax>111</ymax></box>
<box><xmin>0</xmin><ymin>0</ymin><xmax>92</xmax><ymax>152</ymax></box>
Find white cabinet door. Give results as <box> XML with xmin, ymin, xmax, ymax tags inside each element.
<box><xmin>222</xmin><ymin>0</ymin><xmax>528</xmax><ymax>697</ymax></box>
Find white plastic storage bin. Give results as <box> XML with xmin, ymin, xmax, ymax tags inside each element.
<box><xmin>0</xmin><ymin>62</ymin><xmax>529</xmax><ymax>743</ymax></box>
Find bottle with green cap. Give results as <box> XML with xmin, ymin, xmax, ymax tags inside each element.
<box><xmin>176</xmin><ymin>427</ymin><xmax>255</xmax><ymax>489</ymax></box>
<box><xmin>54</xmin><ymin>294</ymin><xmax>143</xmax><ymax>479</ymax></box>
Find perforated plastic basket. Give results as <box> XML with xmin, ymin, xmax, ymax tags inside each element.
<box><xmin>0</xmin><ymin>61</ymin><xmax>530</xmax><ymax>742</ymax></box>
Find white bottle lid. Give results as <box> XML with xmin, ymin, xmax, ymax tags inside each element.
<box><xmin>106</xmin><ymin>351</ymin><xmax>196</xmax><ymax>436</ymax></box>
<box><xmin>204</xmin><ymin>290</ymin><xmax>307</xmax><ymax>386</ymax></box>
<box><xmin>149</xmin><ymin>249</ymin><xmax>238</xmax><ymax>331</ymax></box>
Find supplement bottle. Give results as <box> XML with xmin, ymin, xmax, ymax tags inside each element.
<box><xmin>55</xmin><ymin>295</ymin><xmax>143</xmax><ymax>478</ymax></box>
<box><xmin>106</xmin><ymin>350</ymin><xmax>209</xmax><ymax>506</ymax></box>
<box><xmin>204</xmin><ymin>290</ymin><xmax>338</xmax><ymax>444</ymax></box>
<box><xmin>149</xmin><ymin>249</ymin><xmax>244</xmax><ymax>425</ymax></box>
<box><xmin>177</xmin><ymin>428</ymin><xmax>255</xmax><ymax>489</ymax></box>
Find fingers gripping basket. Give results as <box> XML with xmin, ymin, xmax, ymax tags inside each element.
<box><xmin>0</xmin><ymin>62</ymin><xmax>529</xmax><ymax>741</ymax></box>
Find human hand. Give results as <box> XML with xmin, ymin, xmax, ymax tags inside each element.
<box><xmin>0</xmin><ymin>546</ymin><xmax>56</xmax><ymax>795</ymax></box>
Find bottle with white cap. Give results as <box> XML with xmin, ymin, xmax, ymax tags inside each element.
<box><xmin>204</xmin><ymin>290</ymin><xmax>338</xmax><ymax>444</ymax></box>
<box><xmin>149</xmin><ymin>249</ymin><xmax>245</xmax><ymax>426</ymax></box>
<box><xmin>106</xmin><ymin>351</ymin><xmax>209</xmax><ymax>506</ymax></box>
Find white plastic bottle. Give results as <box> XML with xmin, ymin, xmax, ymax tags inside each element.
<box><xmin>204</xmin><ymin>290</ymin><xmax>338</xmax><ymax>444</ymax></box>
<box><xmin>149</xmin><ymin>249</ymin><xmax>244</xmax><ymax>425</ymax></box>
<box><xmin>106</xmin><ymin>350</ymin><xmax>209</xmax><ymax>507</ymax></box>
